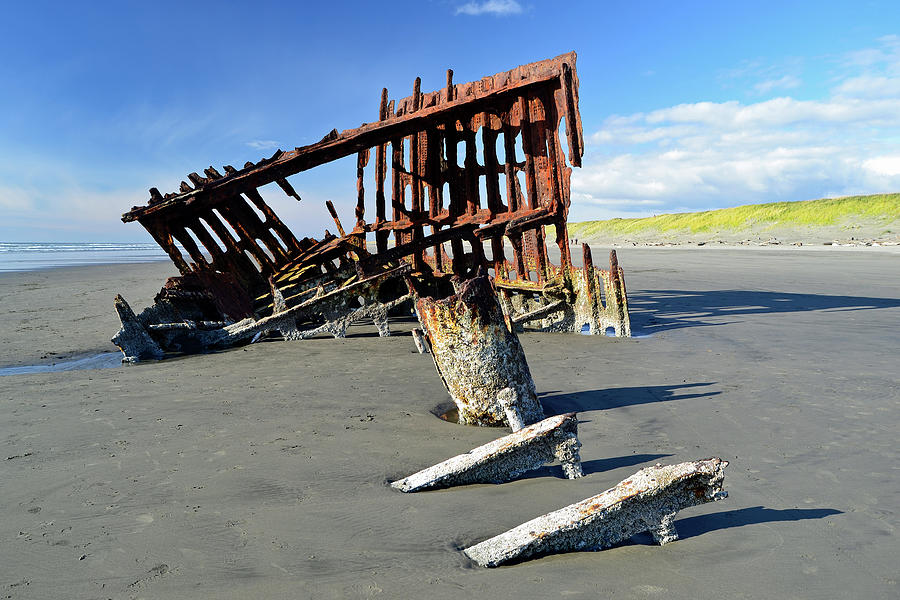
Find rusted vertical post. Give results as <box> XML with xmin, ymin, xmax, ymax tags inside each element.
<box><xmin>543</xmin><ymin>89</ymin><xmax>573</xmax><ymax>271</ymax></box>
<box><xmin>517</xmin><ymin>95</ymin><xmax>539</xmax><ymax>211</ymax></box>
<box><xmin>355</xmin><ymin>149</ymin><xmax>368</xmax><ymax>230</ymax></box>
<box><xmin>501</xmin><ymin>123</ymin><xmax>519</xmax><ymax>213</ymax></box>
<box><xmin>375</xmin><ymin>90</ymin><xmax>390</xmax><ymax>253</ymax></box>
<box><xmin>482</xmin><ymin>120</ymin><xmax>502</xmax><ymax>216</ymax></box>
<box><xmin>500</xmin><ymin>121</ymin><xmax>527</xmax><ymax>280</ymax></box>
<box><xmin>482</xmin><ymin>119</ymin><xmax>505</xmax><ymax>273</ymax></box>
<box><xmin>410</xmin><ymin>77</ymin><xmax>426</xmax><ymax>272</ymax></box>
<box><xmin>391</xmin><ymin>132</ymin><xmax>407</xmax><ymax>249</ymax></box>
<box><xmin>464</xmin><ymin>120</ymin><xmax>480</xmax><ymax>216</ymax></box>
<box><xmin>560</xmin><ymin>62</ymin><xmax>583</xmax><ymax>168</ymax></box>
<box><xmin>609</xmin><ymin>249</ymin><xmax>630</xmax><ymax>335</ymax></box>
<box><xmin>580</xmin><ymin>243</ymin><xmax>598</xmax><ymax>333</ymax></box>
<box><xmin>524</xmin><ymin>93</ymin><xmax>550</xmax><ymax>281</ymax></box>
<box><xmin>416</xmin><ymin>276</ymin><xmax>545</xmax><ymax>427</ymax></box>
<box><xmin>410</xmin><ymin>77</ymin><xmax>422</xmax><ymax>216</ymax></box>
<box><xmin>443</xmin><ymin>69</ymin><xmax>466</xmax><ymax>274</ymax></box>
<box><xmin>426</xmin><ymin>127</ymin><xmax>444</xmax><ymax>271</ymax></box>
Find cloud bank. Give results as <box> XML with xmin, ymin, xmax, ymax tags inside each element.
<box><xmin>571</xmin><ymin>36</ymin><xmax>900</xmax><ymax>220</ymax></box>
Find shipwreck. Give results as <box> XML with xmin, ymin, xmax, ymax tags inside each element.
<box><xmin>113</xmin><ymin>52</ymin><xmax>631</xmax><ymax>362</ymax></box>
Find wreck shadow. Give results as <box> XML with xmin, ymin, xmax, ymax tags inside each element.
<box><xmin>626</xmin><ymin>506</ymin><xmax>843</xmax><ymax>546</ymax></box>
<box><xmin>539</xmin><ymin>382</ymin><xmax>720</xmax><ymax>415</ymax></box>
<box><xmin>517</xmin><ymin>453</ymin><xmax>673</xmax><ymax>481</ymax></box>
<box><xmin>628</xmin><ymin>289</ymin><xmax>900</xmax><ymax>333</ymax></box>
<box><xmin>672</xmin><ymin>505</ymin><xmax>843</xmax><ymax>540</ymax></box>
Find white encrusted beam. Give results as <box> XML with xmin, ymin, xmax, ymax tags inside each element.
<box><xmin>464</xmin><ymin>458</ymin><xmax>728</xmax><ymax>567</ymax></box>
<box><xmin>111</xmin><ymin>294</ymin><xmax>164</xmax><ymax>362</ymax></box>
<box><xmin>391</xmin><ymin>413</ymin><xmax>583</xmax><ymax>493</ymax></box>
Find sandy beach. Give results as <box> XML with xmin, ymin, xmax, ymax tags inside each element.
<box><xmin>1</xmin><ymin>248</ymin><xmax>898</xmax><ymax>599</ymax></box>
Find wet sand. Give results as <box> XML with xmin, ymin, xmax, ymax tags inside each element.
<box><xmin>1</xmin><ymin>249</ymin><xmax>898</xmax><ymax>599</ymax></box>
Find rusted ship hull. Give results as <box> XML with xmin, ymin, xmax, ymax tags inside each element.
<box><xmin>113</xmin><ymin>52</ymin><xmax>630</xmax><ymax>361</ymax></box>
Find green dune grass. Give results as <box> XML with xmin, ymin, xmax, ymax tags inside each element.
<box><xmin>563</xmin><ymin>193</ymin><xmax>900</xmax><ymax>240</ymax></box>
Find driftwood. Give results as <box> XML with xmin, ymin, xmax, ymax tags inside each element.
<box><xmin>464</xmin><ymin>458</ymin><xmax>728</xmax><ymax>567</ymax></box>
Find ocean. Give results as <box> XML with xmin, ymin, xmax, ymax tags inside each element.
<box><xmin>0</xmin><ymin>241</ymin><xmax>171</xmax><ymax>273</ymax></box>
<box><xmin>0</xmin><ymin>241</ymin><xmax>172</xmax><ymax>374</ymax></box>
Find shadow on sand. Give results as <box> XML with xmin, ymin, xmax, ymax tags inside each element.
<box><xmin>605</xmin><ymin>506</ymin><xmax>844</xmax><ymax>550</ymax></box>
<box><xmin>540</xmin><ymin>382</ymin><xmax>720</xmax><ymax>415</ymax></box>
<box><xmin>627</xmin><ymin>289</ymin><xmax>900</xmax><ymax>333</ymax></box>
<box><xmin>672</xmin><ymin>505</ymin><xmax>843</xmax><ymax>540</ymax></box>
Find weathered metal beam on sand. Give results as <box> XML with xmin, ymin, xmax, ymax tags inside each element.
<box><xmin>111</xmin><ymin>295</ymin><xmax>163</xmax><ymax>362</ymax></box>
<box><xmin>464</xmin><ymin>458</ymin><xmax>728</xmax><ymax>567</ymax></box>
<box><xmin>391</xmin><ymin>413</ymin><xmax>583</xmax><ymax>492</ymax></box>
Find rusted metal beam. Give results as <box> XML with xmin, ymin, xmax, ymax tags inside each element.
<box><xmin>122</xmin><ymin>53</ymin><xmax>581</xmax><ymax>223</ymax></box>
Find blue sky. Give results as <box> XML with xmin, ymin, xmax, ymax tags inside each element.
<box><xmin>1</xmin><ymin>0</ymin><xmax>899</xmax><ymax>242</ymax></box>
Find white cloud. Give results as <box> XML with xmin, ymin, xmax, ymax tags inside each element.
<box><xmin>717</xmin><ymin>56</ymin><xmax>804</xmax><ymax>97</ymax></box>
<box><xmin>863</xmin><ymin>155</ymin><xmax>900</xmax><ymax>177</ymax></box>
<box><xmin>0</xmin><ymin>183</ymin><xmax>152</xmax><ymax>241</ymax></box>
<box><xmin>833</xmin><ymin>74</ymin><xmax>900</xmax><ymax>98</ymax></box>
<box><xmin>842</xmin><ymin>34</ymin><xmax>900</xmax><ymax>71</ymax></box>
<box><xmin>753</xmin><ymin>75</ymin><xmax>801</xmax><ymax>94</ymax></box>
<box><xmin>572</xmin><ymin>37</ymin><xmax>900</xmax><ymax>220</ymax></box>
<box><xmin>246</xmin><ymin>139</ymin><xmax>280</xmax><ymax>151</ymax></box>
<box><xmin>0</xmin><ymin>186</ymin><xmax>36</xmax><ymax>213</ymax></box>
<box><xmin>456</xmin><ymin>0</ymin><xmax>523</xmax><ymax>16</ymax></box>
<box><xmin>642</xmin><ymin>96</ymin><xmax>900</xmax><ymax>129</ymax></box>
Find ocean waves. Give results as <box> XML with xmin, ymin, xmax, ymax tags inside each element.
<box><xmin>0</xmin><ymin>242</ymin><xmax>171</xmax><ymax>272</ymax></box>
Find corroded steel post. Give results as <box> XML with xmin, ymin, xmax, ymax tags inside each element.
<box><xmin>464</xmin><ymin>458</ymin><xmax>728</xmax><ymax>567</ymax></box>
<box><xmin>416</xmin><ymin>276</ymin><xmax>545</xmax><ymax>427</ymax></box>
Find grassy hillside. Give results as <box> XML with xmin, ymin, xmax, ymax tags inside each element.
<box><xmin>564</xmin><ymin>193</ymin><xmax>900</xmax><ymax>242</ymax></box>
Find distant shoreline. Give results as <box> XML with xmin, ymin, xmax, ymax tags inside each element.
<box><xmin>0</xmin><ymin>241</ymin><xmax>170</xmax><ymax>273</ymax></box>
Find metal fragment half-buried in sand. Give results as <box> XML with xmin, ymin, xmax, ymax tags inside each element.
<box><xmin>391</xmin><ymin>412</ymin><xmax>583</xmax><ymax>493</ymax></box>
<box><xmin>463</xmin><ymin>458</ymin><xmax>728</xmax><ymax>567</ymax></box>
